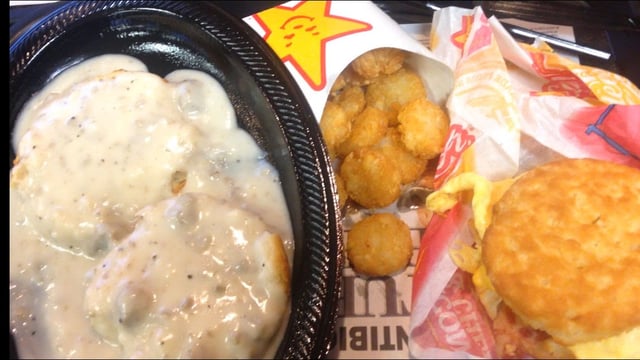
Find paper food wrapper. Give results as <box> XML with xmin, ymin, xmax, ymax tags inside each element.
<box><xmin>242</xmin><ymin>2</ymin><xmax>455</xmax><ymax>358</ymax></box>
<box><xmin>243</xmin><ymin>0</ymin><xmax>454</xmax><ymax>121</ymax></box>
<box><xmin>409</xmin><ymin>5</ymin><xmax>640</xmax><ymax>359</ymax></box>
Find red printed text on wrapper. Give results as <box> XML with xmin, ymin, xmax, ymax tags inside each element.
<box><xmin>413</xmin><ymin>269</ymin><xmax>497</xmax><ymax>358</ymax></box>
<box><xmin>434</xmin><ymin>124</ymin><xmax>476</xmax><ymax>189</ymax></box>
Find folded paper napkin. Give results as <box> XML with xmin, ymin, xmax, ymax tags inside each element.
<box><xmin>409</xmin><ymin>5</ymin><xmax>639</xmax><ymax>359</ymax></box>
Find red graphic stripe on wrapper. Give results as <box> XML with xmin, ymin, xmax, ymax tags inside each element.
<box><xmin>561</xmin><ymin>104</ymin><xmax>640</xmax><ymax>168</ymax></box>
<box><xmin>411</xmin><ymin>204</ymin><xmax>497</xmax><ymax>358</ymax></box>
<box><xmin>412</xmin><ymin>203</ymin><xmax>464</xmax><ymax>306</ymax></box>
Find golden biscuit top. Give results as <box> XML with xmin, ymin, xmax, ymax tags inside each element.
<box><xmin>482</xmin><ymin>158</ymin><xmax>640</xmax><ymax>345</ymax></box>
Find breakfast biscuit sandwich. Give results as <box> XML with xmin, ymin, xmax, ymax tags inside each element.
<box><xmin>426</xmin><ymin>158</ymin><xmax>640</xmax><ymax>359</ymax></box>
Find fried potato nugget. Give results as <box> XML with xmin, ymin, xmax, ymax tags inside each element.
<box><xmin>336</xmin><ymin>106</ymin><xmax>389</xmax><ymax>158</ymax></box>
<box><xmin>319</xmin><ymin>101</ymin><xmax>351</xmax><ymax>157</ymax></box>
<box><xmin>332</xmin><ymin>85</ymin><xmax>366</xmax><ymax>119</ymax></box>
<box><xmin>330</xmin><ymin>72</ymin><xmax>348</xmax><ymax>95</ymax></box>
<box><xmin>346</xmin><ymin>213</ymin><xmax>413</xmax><ymax>277</ymax></box>
<box><xmin>397</xmin><ymin>97</ymin><xmax>450</xmax><ymax>160</ymax></box>
<box><xmin>365</xmin><ymin>68</ymin><xmax>427</xmax><ymax>124</ymax></box>
<box><xmin>375</xmin><ymin>128</ymin><xmax>428</xmax><ymax>185</ymax></box>
<box><xmin>340</xmin><ymin>147</ymin><xmax>401</xmax><ymax>209</ymax></box>
<box><xmin>350</xmin><ymin>47</ymin><xmax>406</xmax><ymax>81</ymax></box>
<box><xmin>330</xmin><ymin>66</ymin><xmax>370</xmax><ymax>94</ymax></box>
<box><xmin>321</xmin><ymin>47</ymin><xmax>449</xmax><ymax>214</ymax></box>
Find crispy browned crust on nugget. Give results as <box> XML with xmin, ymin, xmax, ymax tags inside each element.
<box><xmin>350</xmin><ymin>47</ymin><xmax>406</xmax><ymax>80</ymax></box>
<box><xmin>340</xmin><ymin>147</ymin><xmax>402</xmax><ymax>209</ymax></box>
<box><xmin>483</xmin><ymin>158</ymin><xmax>640</xmax><ymax>346</ymax></box>
<box><xmin>346</xmin><ymin>213</ymin><xmax>412</xmax><ymax>277</ymax></box>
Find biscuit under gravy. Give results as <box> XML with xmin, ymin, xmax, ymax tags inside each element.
<box><xmin>84</xmin><ymin>192</ymin><xmax>290</xmax><ymax>359</ymax></box>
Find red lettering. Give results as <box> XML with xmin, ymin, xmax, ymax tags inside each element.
<box><xmin>434</xmin><ymin>124</ymin><xmax>475</xmax><ymax>188</ymax></box>
<box><xmin>452</xmin><ymin>298</ymin><xmax>473</xmax><ymax>313</ymax></box>
<box><xmin>438</xmin><ymin>311</ymin><xmax>461</xmax><ymax>333</ymax></box>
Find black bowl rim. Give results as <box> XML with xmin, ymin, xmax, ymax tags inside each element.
<box><xmin>9</xmin><ymin>1</ymin><xmax>344</xmax><ymax>359</ymax></box>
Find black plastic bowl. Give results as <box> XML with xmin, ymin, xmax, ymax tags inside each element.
<box><xmin>9</xmin><ymin>1</ymin><xmax>343</xmax><ymax>358</ymax></box>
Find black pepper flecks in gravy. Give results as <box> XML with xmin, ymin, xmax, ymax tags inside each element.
<box><xmin>10</xmin><ymin>54</ymin><xmax>293</xmax><ymax>359</ymax></box>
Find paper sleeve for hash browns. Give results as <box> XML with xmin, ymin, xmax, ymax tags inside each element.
<box><xmin>243</xmin><ymin>0</ymin><xmax>454</xmax><ymax>122</ymax></box>
<box><xmin>409</xmin><ymin>5</ymin><xmax>640</xmax><ymax>359</ymax></box>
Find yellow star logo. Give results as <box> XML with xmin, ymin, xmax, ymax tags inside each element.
<box><xmin>253</xmin><ymin>1</ymin><xmax>372</xmax><ymax>90</ymax></box>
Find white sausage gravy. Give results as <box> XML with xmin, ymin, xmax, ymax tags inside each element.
<box><xmin>10</xmin><ymin>54</ymin><xmax>293</xmax><ymax>359</ymax></box>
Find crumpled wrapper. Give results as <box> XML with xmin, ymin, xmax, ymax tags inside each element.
<box><xmin>243</xmin><ymin>0</ymin><xmax>454</xmax><ymax>121</ymax></box>
<box><xmin>409</xmin><ymin>5</ymin><xmax>640</xmax><ymax>359</ymax></box>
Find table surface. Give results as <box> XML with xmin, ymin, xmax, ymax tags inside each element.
<box><xmin>11</xmin><ymin>1</ymin><xmax>640</xmax><ymax>86</ymax></box>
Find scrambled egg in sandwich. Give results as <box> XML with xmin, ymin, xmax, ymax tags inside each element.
<box><xmin>426</xmin><ymin>158</ymin><xmax>640</xmax><ymax>359</ymax></box>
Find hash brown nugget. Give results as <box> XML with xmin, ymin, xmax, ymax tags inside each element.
<box><xmin>340</xmin><ymin>147</ymin><xmax>401</xmax><ymax>209</ymax></box>
<box><xmin>375</xmin><ymin>127</ymin><xmax>428</xmax><ymax>185</ymax></box>
<box><xmin>336</xmin><ymin>106</ymin><xmax>389</xmax><ymax>158</ymax></box>
<box><xmin>319</xmin><ymin>101</ymin><xmax>351</xmax><ymax>157</ymax></box>
<box><xmin>332</xmin><ymin>85</ymin><xmax>366</xmax><ymax>119</ymax></box>
<box><xmin>365</xmin><ymin>68</ymin><xmax>427</xmax><ymax>124</ymax></box>
<box><xmin>330</xmin><ymin>72</ymin><xmax>348</xmax><ymax>95</ymax></box>
<box><xmin>330</xmin><ymin>66</ymin><xmax>370</xmax><ymax>95</ymax></box>
<box><xmin>350</xmin><ymin>47</ymin><xmax>406</xmax><ymax>81</ymax></box>
<box><xmin>397</xmin><ymin>97</ymin><xmax>449</xmax><ymax>159</ymax></box>
<box><xmin>346</xmin><ymin>213</ymin><xmax>412</xmax><ymax>277</ymax></box>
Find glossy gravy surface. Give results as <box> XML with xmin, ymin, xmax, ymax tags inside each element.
<box><xmin>10</xmin><ymin>55</ymin><xmax>293</xmax><ymax>359</ymax></box>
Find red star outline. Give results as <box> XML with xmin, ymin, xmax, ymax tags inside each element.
<box><xmin>252</xmin><ymin>1</ymin><xmax>373</xmax><ymax>90</ymax></box>
<box><xmin>451</xmin><ymin>15</ymin><xmax>473</xmax><ymax>51</ymax></box>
